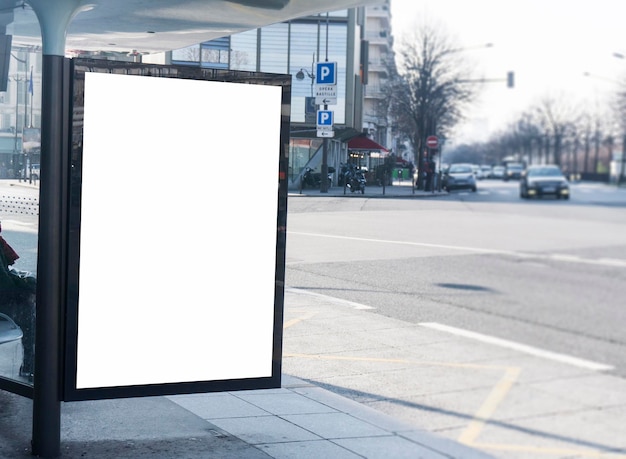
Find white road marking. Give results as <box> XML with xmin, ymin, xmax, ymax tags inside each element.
<box><xmin>419</xmin><ymin>322</ymin><xmax>614</xmax><ymax>371</ymax></box>
<box><xmin>289</xmin><ymin>232</ymin><xmax>626</xmax><ymax>268</ymax></box>
<box><xmin>286</xmin><ymin>287</ymin><xmax>375</xmax><ymax>310</ymax></box>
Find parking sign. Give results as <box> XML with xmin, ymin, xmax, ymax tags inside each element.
<box><xmin>317</xmin><ymin>110</ymin><xmax>333</xmax><ymax>128</ymax></box>
<box><xmin>315</xmin><ymin>62</ymin><xmax>337</xmax><ymax>105</ymax></box>
<box><xmin>316</xmin><ymin>62</ymin><xmax>337</xmax><ymax>85</ymax></box>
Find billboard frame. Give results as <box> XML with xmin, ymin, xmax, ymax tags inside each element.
<box><xmin>63</xmin><ymin>59</ymin><xmax>290</xmax><ymax>402</ymax></box>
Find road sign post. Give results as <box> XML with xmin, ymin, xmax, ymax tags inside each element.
<box><xmin>314</xmin><ymin>62</ymin><xmax>337</xmax><ymax>105</ymax></box>
<box><xmin>426</xmin><ymin>135</ymin><xmax>438</xmax><ymax>149</ymax></box>
<box><xmin>317</xmin><ymin>109</ymin><xmax>333</xmax><ymax>138</ymax></box>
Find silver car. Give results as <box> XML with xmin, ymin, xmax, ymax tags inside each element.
<box><xmin>442</xmin><ymin>163</ymin><xmax>477</xmax><ymax>192</ymax></box>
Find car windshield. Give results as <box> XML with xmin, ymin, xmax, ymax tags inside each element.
<box><xmin>527</xmin><ymin>167</ymin><xmax>563</xmax><ymax>177</ymax></box>
<box><xmin>507</xmin><ymin>164</ymin><xmax>523</xmax><ymax>170</ymax></box>
<box><xmin>449</xmin><ymin>165</ymin><xmax>472</xmax><ymax>173</ymax></box>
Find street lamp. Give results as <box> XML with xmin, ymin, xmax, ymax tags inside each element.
<box><xmin>295</xmin><ymin>67</ymin><xmax>314</xmax><ymax>96</ymax></box>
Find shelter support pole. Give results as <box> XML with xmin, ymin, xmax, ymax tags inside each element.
<box><xmin>28</xmin><ymin>1</ymin><xmax>83</xmax><ymax>456</ymax></box>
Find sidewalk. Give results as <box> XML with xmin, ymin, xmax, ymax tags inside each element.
<box><xmin>5</xmin><ymin>287</ymin><xmax>624</xmax><ymax>458</ymax></box>
<box><xmin>290</xmin><ymin>181</ymin><xmax>446</xmax><ymax>198</ymax></box>
<box><xmin>0</xmin><ymin>288</ymin><xmax>494</xmax><ymax>459</ymax></box>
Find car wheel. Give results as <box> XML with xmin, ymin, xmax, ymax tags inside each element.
<box><xmin>471</xmin><ymin>186</ymin><xmax>477</xmax><ymax>192</ymax></box>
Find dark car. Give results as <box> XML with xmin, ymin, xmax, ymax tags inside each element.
<box><xmin>503</xmin><ymin>163</ymin><xmax>524</xmax><ymax>181</ymax></box>
<box><xmin>520</xmin><ymin>165</ymin><xmax>570</xmax><ymax>199</ymax></box>
<box><xmin>442</xmin><ymin>163</ymin><xmax>477</xmax><ymax>192</ymax></box>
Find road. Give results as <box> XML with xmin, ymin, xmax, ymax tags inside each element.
<box><xmin>283</xmin><ymin>180</ymin><xmax>626</xmax><ymax>457</ymax></box>
<box><xmin>286</xmin><ymin>180</ymin><xmax>626</xmax><ymax>376</ymax></box>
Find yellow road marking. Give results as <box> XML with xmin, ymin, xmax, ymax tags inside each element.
<box><xmin>472</xmin><ymin>442</ymin><xmax>626</xmax><ymax>458</ymax></box>
<box><xmin>458</xmin><ymin>367</ymin><xmax>521</xmax><ymax>445</ymax></box>
<box><xmin>284</xmin><ymin>353</ymin><xmax>511</xmax><ymax>371</ymax></box>
<box><xmin>284</xmin><ymin>316</ymin><xmax>624</xmax><ymax>458</ymax></box>
<box><xmin>283</xmin><ymin>312</ymin><xmax>317</xmax><ymax>329</ymax></box>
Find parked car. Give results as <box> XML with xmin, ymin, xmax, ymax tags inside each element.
<box><xmin>480</xmin><ymin>165</ymin><xmax>492</xmax><ymax>178</ymax></box>
<box><xmin>504</xmin><ymin>163</ymin><xmax>524</xmax><ymax>181</ymax></box>
<box><xmin>442</xmin><ymin>163</ymin><xmax>477</xmax><ymax>192</ymax></box>
<box><xmin>520</xmin><ymin>165</ymin><xmax>570</xmax><ymax>199</ymax></box>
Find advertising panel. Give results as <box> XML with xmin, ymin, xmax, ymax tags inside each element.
<box><xmin>64</xmin><ymin>60</ymin><xmax>290</xmax><ymax>401</ymax></box>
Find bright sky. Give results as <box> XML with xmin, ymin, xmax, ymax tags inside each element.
<box><xmin>390</xmin><ymin>0</ymin><xmax>626</xmax><ymax>143</ymax></box>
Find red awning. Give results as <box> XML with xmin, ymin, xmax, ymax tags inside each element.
<box><xmin>347</xmin><ymin>136</ymin><xmax>389</xmax><ymax>152</ymax></box>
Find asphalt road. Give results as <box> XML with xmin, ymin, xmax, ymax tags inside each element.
<box><xmin>285</xmin><ymin>180</ymin><xmax>626</xmax><ymax>377</ymax></box>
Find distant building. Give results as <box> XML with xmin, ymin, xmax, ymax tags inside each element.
<box><xmin>120</xmin><ymin>5</ymin><xmax>398</xmax><ymax>188</ymax></box>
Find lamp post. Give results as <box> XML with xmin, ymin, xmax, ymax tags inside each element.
<box><xmin>612</xmin><ymin>53</ymin><xmax>626</xmax><ymax>185</ymax></box>
<box><xmin>295</xmin><ymin>59</ymin><xmax>315</xmax><ymax>124</ymax></box>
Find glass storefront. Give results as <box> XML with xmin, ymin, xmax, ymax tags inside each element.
<box><xmin>0</xmin><ymin>10</ymin><xmax>41</xmax><ymax>391</ymax></box>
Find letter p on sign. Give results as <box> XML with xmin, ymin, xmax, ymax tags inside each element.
<box><xmin>316</xmin><ymin>62</ymin><xmax>337</xmax><ymax>85</ymax></box>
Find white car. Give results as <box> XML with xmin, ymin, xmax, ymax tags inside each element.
<box><xmin>26</xmin><ymin>164</ymin><xmax>40</xmax><ymax>180</ymax></box>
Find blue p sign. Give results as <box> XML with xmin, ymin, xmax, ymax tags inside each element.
<box><xmin>317</xmin><ymin>110</ymin><xmax>333</xmax><ymax>127</ymax></box>
<box><xmin>316</xmin><ymin>62</ymin><xmax>337</xmax><ymax>85</ymax></box>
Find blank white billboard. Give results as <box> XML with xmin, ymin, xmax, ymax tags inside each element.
<box><xmin>73</xmin><ymin>71</ymin><xmax>284</xmax><ymax>390</ymax></box>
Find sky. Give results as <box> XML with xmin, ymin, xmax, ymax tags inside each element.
<box><xmin>389</xmin><ymin>0</ymin><xmax>626</xmax><ymax>144</ymax></box>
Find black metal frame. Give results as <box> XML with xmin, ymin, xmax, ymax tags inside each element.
<box><xmin>63</xmin><ymin>58</ymin><xmax>290</xmax><ymax>401</ymax></box>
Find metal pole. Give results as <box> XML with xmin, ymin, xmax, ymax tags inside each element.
<box><xmin>32</xmin><ymin>53</ymin><xmax>68</xmax><ymax>459</ymax></box>
<box><xmin>29</xmin><ymin>1</ymin><xmax>82</xmax><ymax>456</ymax></box>
<box><xmin>620</xmin><ymin>133</ymin><xmax>626</xmax><ymax>186</ymax></box>
<box><xmin>320</xmin><ymin>13</ymin><xmax>330</xmax><ymax>193</ymax></box>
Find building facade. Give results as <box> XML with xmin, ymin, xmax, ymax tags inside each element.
<box><xmin>163</xmin><ymin>9</ymin><xmax>366</xmax><ymax>188</ymax></box>
<box><xmin>362</xmin><ymin>1</ymin><xmax>394</xmax><ymax>151</ymax></box>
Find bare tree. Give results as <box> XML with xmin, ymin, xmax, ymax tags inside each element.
<box><xmin>390</xmin><ymin>22</ymin><xmax>477</xmax><ymax>188</ymax></box>
<box><xmin>534</xmin><ymin>94</ymin><xmax>580</xmax><ymax>167</ymax></box>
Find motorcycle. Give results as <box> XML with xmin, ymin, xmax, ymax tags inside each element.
<box><xmin>343</xmin><ymin>165</ymin><xmax>366</xmax><ymax>194</ymax></box>
<box><xmin>302</xmin><ymin>167</ymin><xmax>334</xmax><ymax>189</ymax></box>
<box><xmin>301</xmin><ymin>167</ymin><xmax>319</xmax><ymax>189</ymax></box>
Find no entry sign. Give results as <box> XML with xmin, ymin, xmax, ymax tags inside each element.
<box><xmin>426</xmin><ymin>135</ymin><xmax>438</xmax><ymax>149</ymax></box>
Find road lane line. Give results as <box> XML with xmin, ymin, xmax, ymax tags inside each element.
<box><xmin>285</xmin><ymin>287</ymin><xmax>375</xmax><ymax>310</ymax></box>
<box><xmin>290</xmin><ymin>231</ymin><xmax>508</xmax><ymax>254</ymax></box>
<box><xmin>289</xmin><ymin>232</ymin><xmax>626</xmax><ymax>268</ymax></box>
<box><xmin>420</xmin><ymin>322</ymin><xmax>614</xmax><ymax>371</ymax></box>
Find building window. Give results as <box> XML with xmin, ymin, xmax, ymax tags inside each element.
<box><xmin>200</xmin><ymin>37</ymin><xmax>229</xmax><ymax>69</ymax></box>
<box><xmin>230</xmin><ymin>30</ymin><xmax>258</xmax><ymax>71</ymax></box>
<box><xmin>172</xmin><ymin>44</ymin><xmax>200</xmax><ymax>64</ymax></box>
<box><xmin>260</xmin><ymin>23</ymin><xmax>289</xmax><ymax>74</ymax></box>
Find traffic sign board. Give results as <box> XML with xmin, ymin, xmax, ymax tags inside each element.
<box><xmin>315</xmin><ymin>62</ymin><xmax>337</xmax><ymax>105</ymax></box>
<box><xmin>317</xmin><ymin>129</ymin><xmax>334</xmax><ymax>138</ymax></box>
<box><xmin>317</xmin><ymin>110</ymin><xmax>333</xmax><ymax>128</ymax></box>
<box><xmin>316</xmin><ymin>62</ymin><xmax>337</xmax><ymax>85</ymax></box>
<box><xmin>315</xmin><ymin>96</ymin><xmax>337</xmax><ymax>106</ymax></box>
<box><xmin>426</xmin><ymin>135</ymin><xmax>439</xmax><ymax>149</ymax></box>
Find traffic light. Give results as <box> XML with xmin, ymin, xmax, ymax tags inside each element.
<box><xmin>507</xmin><ymin>71</ymin><xmax>515</xmax><ymax>88</ymax></box>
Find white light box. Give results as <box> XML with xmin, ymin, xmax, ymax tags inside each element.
<box><xmin>64</xmin><ymin>62</ymin><xmax>289</xmax><ymax>400</ymax></box>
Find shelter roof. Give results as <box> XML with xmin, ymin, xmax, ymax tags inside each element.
<box><xmin>8</xmin><ymin>0</ymin><xmax>375</xmax><ymax>55</ymax></box>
